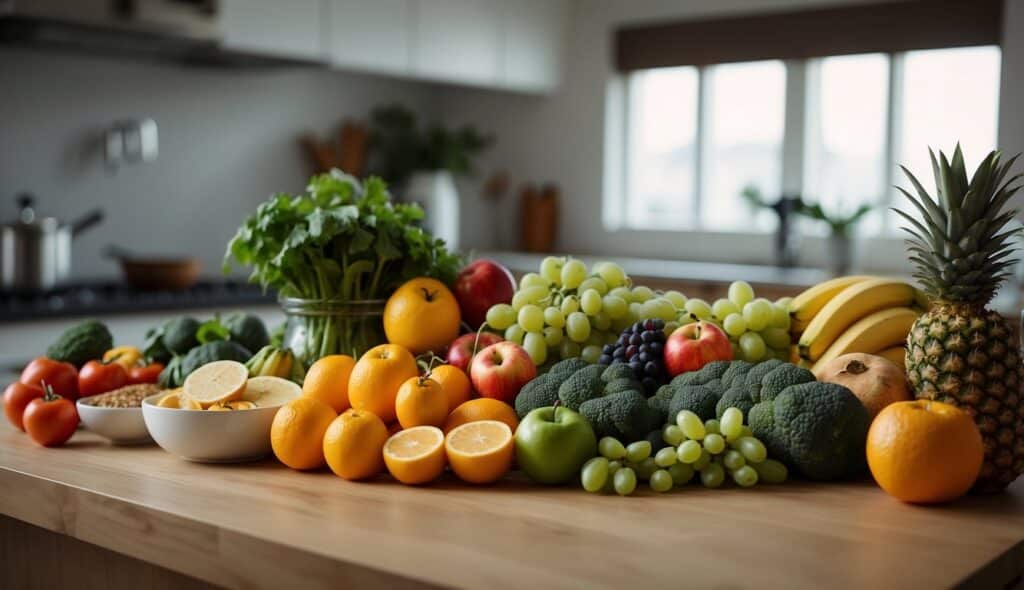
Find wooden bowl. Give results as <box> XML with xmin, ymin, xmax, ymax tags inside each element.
<box><xmin>118</xmin><ymin>257</ymin><xmax>202</xmax><ymax>291</ymax></box>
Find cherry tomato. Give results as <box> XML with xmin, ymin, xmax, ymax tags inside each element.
<box><xmin>3</xmin><ymin>382</ymin><xmax>44</xmax><ymax>431</ymax></box>
<box><xmin>77</xmin><ymin>360</ymin><xmax>128</xmax><ymax>397</ymax></box>
<box><xmin>20</xmin><ymin>358</ymin><xmax>79</xmax><ymax>400</ymax></box>
<box><xmin>22</xmin><ymin>389</ymin><xmax>79</xmax><ymax>447</ymax></box>
<box><xmin>127</xmin><ymin>362</ymin><xmax>164</xmax><ymax>385</ymax></box>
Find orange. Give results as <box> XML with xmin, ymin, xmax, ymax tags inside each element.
<box><xmin>867</xmin><ymin>400</ymin><xmax>984</xmax><ymax>504</ymax></box>
<box><xmin>383</xmin><ymin>277</ymin><xmax>461</xmax><ymax>355</ymax></box>
<box><xmin>443</xmin><ymin>398</ymin><xmax>519</xmax><ymax>434</ymax></box>
<box><xmin>348</xmin><ymin>344</ymin><xmax>419</xmax><ymax>423</ymax></box>
<box><xmin>270</xmin><ymin>397</ymin><xmax>337</xmax><ymax>470</ymax></box>
<box><xmin>383</xmin><ymin>426</ymin><xmax>447</xmax><ymax>485</ymax></box>
<box><xmin>430</xmin><ymin>364</ymin><xmax>472</xmax><ymax>412</ymax></box>
<box><xmin>445</xmin><ymin>420</ymin><xmax>513</xmax><ymax>484</ymax></box>
<box><xmin>322</xmin><ymin>409</ymin><xmax>389</xmax><ymax>481</ymax></box>
<box><xmin>303</xmin><ymin>355</ymin><xmax>356</xmax><ymax>413</ymax></box>
<box><xmin>395</xmin><ymin>376</ymin><xmax>449</xmax><ymax>429</ymax></box>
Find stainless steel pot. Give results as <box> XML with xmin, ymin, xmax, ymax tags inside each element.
<box><xmin>0</xmin><ymin>194</ymin><xmax>103</xmax><ymax>292</ymax></box>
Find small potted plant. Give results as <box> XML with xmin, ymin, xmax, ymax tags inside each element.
<box><xmin>368</xmin><ymin>105</ymin><xmax>493</xmax><ymax>252</ymax></box>
<box><xmin>796</xmin><ymin>202</ymin><xmax>873</xmax><ymax>275</ymax></box>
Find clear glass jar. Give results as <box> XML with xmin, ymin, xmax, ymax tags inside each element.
<box><xmin>280</xmin><ymin>297</ymin><xmax>386</xmax><ymax>367</ymax></box>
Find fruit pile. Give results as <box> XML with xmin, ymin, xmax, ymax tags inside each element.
<box><xmin>581</xmin><ymin>407</ymin><xmax>787</xmax><ymax>495</ymax></box>
<box><xmin>788</xmin><ymin>276</ymin><xmax>924</xmax><ymax>372</ymax></box>
<box><xmin>597</xmin><ymin>319</ymin><xmax>668</xmax><ymax>394</ymax></box>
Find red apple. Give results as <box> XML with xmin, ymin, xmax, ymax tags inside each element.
<box><xmin>454</xmin><ymin>259</ymin><xmax>516</xmax><ymax>330</ymax></box>
<box><xmin>446</xmin><ymin>332</ymin><xmax>504</xmax><ymax>372</ymax></box>
<box><xmin>664</xmin><ymin>321</ymin><xmax>733</xmax><ymax>376</ymax></box>
<box><xmin>470</xmin><ymin>342</ymin><xmax>537</xmax><ymax>403</ymax></box>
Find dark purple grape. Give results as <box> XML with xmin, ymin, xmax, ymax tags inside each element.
<box><xmin>602</xmin><ymin>344</ymin><xmax>615</xmax><ymax>354</ymax></box>
<box><xmin>628</xmin><ymin>334</ymin><xmax>642</xmax><ymax>346</ymax></box>
<box><xmin>642</xmin><ymin>377</ymin><xmax>658</xmax><ymax>393</ymax></box>
<box><xmin>644</xmin><ymin>361</ymin><xmax>659</xmax><ymax>376</ymax></box>
<box><xmin>613</xmin><ymin>348</ymin><xmax>626</xmax><ymax>360</ymax></box>
<box><xmin>598</xmin><ymin>354</ymin><xmax>613</xmax><ymax>365</ymax></box>
<box><xmin>625</xmin><ymin>345</ymin><xmax>638</xmax><ymax>359</ymax></box>
<box><xmin>629</xmin><ymin>361</ymin><xmax>643</xmax><ymax>373</ymax></box>
<box><xmin>637</xmin><ymin>352</ymin><xmax>650</xmax><ymax>364</ymax></box>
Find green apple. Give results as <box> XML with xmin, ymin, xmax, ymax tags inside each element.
<box><xmin>515</xmin><ymin>404</ymin><xmax>597</xmax><ymax>484</ymax></box>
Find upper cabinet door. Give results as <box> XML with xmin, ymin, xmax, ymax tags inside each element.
<box><xmin>328</xmin><ymin>0</ymin><xmax>411</xmax><ymax>74</ymax></box>
<box><xmin>221</xmin><ymin>0</ymin><xmax>325</xmax><ymax>60</ymax></box>
<box><xmin>501</xmin><ymin>0</ymin><xmax>568</xmax><ymax>92</ymax></box>
<box><xmin>412</xmin><ymin>0</ymin><xmax>502</xmax><ymax>85</ymax></box>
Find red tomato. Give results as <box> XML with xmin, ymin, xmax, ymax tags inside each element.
<box><xmin>3</xmin><ymin>382</ymin><xmax>44</xmax><ymax>431</ymax></box>
<box><xmin>20</xmin><ymin>358</ymin><xmax>79</xmax><ymax>400</ymax></box>
<box><xmin>77</xmin><ymin>360</ymin><xmax>128</xmax><ymax>397</ymax></box>
<box><xmin>127</xmin><ymin>362</ymin><xmax>164</xmax><ymax>385</ymax></box>
<box><xmin>22</xmin><ymin>391</ymin><xmax>79</xmax><ymax>447</ymax></box>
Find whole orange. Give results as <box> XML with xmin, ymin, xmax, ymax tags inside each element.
<box><xmin>443</xmin><ymin>397</ymin><xmax>519</xmax><ymax>434</ymax></box>
<box><xmin>383</xmin><ymin>277</ymin><xmax>461</xmax><ymax>355</ymax></box>
<box><xmin>270</xmin><ymin>397</ymin><xmax>337</xmax><ymax>470</ymax></box>
<box><xmin>322</xmin><ymin>409</ymin><xmax>389</xmax><ymax>481</ymax></box>
<box><xmin>429</xmin><ymin>364</ymin><xmax>472</xmax><ymax>412</ymax></box>
<box><xmin>348</xmin><ymin>344</ymin><xmax>418</xmax><ymax>423</ymax></box>
<box><xmin>302</xmin><ymin>354</ymin><xmax>356</xmax><ymax>413</ymax></box>
<box><xmin>867</xmin><ymin>400</ymin><xmax>984</xmax><ymax>504</ymax></box>
<box><xmin>395</xmin><ymin>376</ymin><xmax>449</xmax><ymax>429</ymax></box>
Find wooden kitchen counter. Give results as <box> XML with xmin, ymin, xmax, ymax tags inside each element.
<box><xmin>1</xmin><ymin>421</ymin><xmax>1023</xmax><ymax>590</ymax></box>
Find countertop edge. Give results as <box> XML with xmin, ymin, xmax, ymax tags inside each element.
<box><xmin>0</xmin><ymin>465</ymin><xmax>442</xmax><ymax>590</ymax></box>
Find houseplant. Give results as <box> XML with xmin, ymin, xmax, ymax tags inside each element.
<box><xmin>368</xmin><ymin>104</ymin><xmax>493</xmax><ymax>251</ymax></box>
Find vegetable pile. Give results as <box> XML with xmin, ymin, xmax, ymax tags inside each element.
<box><xmin>144</xmin><ymin>313</ymin><xmax>270</xmax><ymax>388</ymax></box>
<box><xmin>223</xmin><ymin>172</ymin><xmax>460</xmax><ymax>362</ymax></box>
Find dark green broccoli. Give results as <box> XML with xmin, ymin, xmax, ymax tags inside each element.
<box><xmin>557</xmin><ymin>364</ymin><xmax>606</xmax><ymax>410</ymax></box>
<box><xmin>649</xmin><ymin>384</ymin><xmax>676</xmax><ymax>414</ymax></box>
<box><xmin>579</xmin><ymin>389</ymin><xmax>653</xmax><ymax>442</ymax></box>
<box><xmin>225</xmin><ymin>313</ymin><xmax>269</xmax><ymax>354</ymax></box>
<box><xmin>600</xmin><ymin>363</ymin><xmax>636</xmax><ymax>383</ymax></box>
<box><xmin>719</xmin><ymin>361</ymin><xmax>754</xmax><ymax>387</ymax></box>
<box><xmin>748</xmin><ymin>381</ymin><xmax>870</xmax><ymax>481</ymax></box>
<box><xmin>514</xmin><ymin>374</ymin><xmax>563</xmax><ymax>418</ymax></box>
<box><xmin>162</xmin><ymin>317</ymin><xmax>201</xmax><ymax>356</ymax></box>
<box><xmin>46</xmin><ymin>319</ymin><xmax>113</xmax><ymax>367</ymax></box>
<box><xmin>548</xmin><ymin>358</ymin><xmax>589</xmax><ymax>377</ymax></box>
<box><xmin>667</xmin><ymin>384</ymin><xmax>722</xmax><ymax>421</ymax></box>
<box><xmin>604</xmin><ymin>377</ymin><xmax>643</xmax><ymax>395</ymax></box>
<box><xmin>715</xmin><ymin>384</ymin><xmax>759</xmax><ymax>419</ymax></box>
<box><xmin>744</xmin><ymin>359</ymin><xmax>784</xmax><ymax>386</ymax></box>
<box><xmin>760</xmin><ymin>363</ymin><xmax>816</xmax><ymax>401</ymax></box>
<box><xmin>669</xmin><ymin>360</ymin><xmax>731</xmax><ymax>387</ymax></box>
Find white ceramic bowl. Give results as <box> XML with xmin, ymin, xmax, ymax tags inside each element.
<box><xmin>141</xmin><ymin>393</ymin><xmax>282</xmax><ymax>463</ymax></box>
<box><xmin>76</xmin><ymin>397</ymin><xmax>152</xmax><ymax>445</ymax></box>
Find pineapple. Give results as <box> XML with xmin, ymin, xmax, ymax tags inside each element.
<box><xmin>896</xmin><ymin>145</ymin><xmax>1024</xmax><ymax>491</ymax></box>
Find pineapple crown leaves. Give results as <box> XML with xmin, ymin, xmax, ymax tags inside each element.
<box><xmin>893</xmin><ymin>144</ymin><xmax>1024</xmax><ymax>305</ymax></box>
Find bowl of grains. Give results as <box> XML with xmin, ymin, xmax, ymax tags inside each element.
<box><xmin>77</xmin><ymin>383</ymin><xmax>162</xmax><ymax>444</ymax></box>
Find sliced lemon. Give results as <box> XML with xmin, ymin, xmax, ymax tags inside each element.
<box><xmin>206</xmin><ymin>403</ymin><xmax>231</xmax><ymax>412</ymax></box>
<box><xmin>183</xmin><ymin>360</ymin><xmax>248</xmax><ymax>408</ymax></box>
<box><xmin>444</xmin><ymin>420</ymin><xmax>513</xmax><ymax>484</ymax></box>
<box><xmin>157</xmin><ymin>390</ymin><xmax>203</xmax><ymax>410</ymax></box>
<box><xmin>227</xmin><ymin>400</ymin><xmax>257</xmax><ymax>410</ymax></box>
<box><xmin>242</xmin><ymin>376</ymin><xmax>301</xmax><ymax>408</ymax></box>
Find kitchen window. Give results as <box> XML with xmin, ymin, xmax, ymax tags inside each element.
<box><xmin>612</xmin><ymin>46</ymin><xmax>1001</xmax><ymax>234</ymax></box>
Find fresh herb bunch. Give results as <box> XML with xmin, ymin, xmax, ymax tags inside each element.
<box><xmin>223</xmin><ymin>171</ymin><xmax>461</xmax><ymax>362</ymax></box>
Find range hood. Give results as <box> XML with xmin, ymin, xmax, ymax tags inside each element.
<box><xmin>0</xmin><ymin>0</ymin><xmax>323</xmax><ymax>67</ymax></box>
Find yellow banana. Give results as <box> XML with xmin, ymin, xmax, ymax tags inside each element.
<box><xmin>810</xmin><ymin>307</ymin><xmax>920</xmax><ymax>372</ymax></box>
<box><xmin>798</xmin><ymin>278</ymin><xmax>918</xmax><ymax>361</ymax></box>
<box><xmin>875</xmin><ymin>346</ymin><xmax>907</xmax><ymax>370</ymax></box>
<box><xmin>789</xmin><ymin>275</ymin><xmax>875</xmax><ymax>330</ymax></box>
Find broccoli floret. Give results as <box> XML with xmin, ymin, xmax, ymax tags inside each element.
<box><xmin>514</xmin><ymin>374</ymin><xmax>562</xmax><ymax>418</ymax></box>
<box><xmin>719</xmin><ymin>361</ymin><xmax>754</xmax><ymax>387</ymax></box>
<box><xmin>600</xmin><ymin>363</ymin><xmax>636</xmax><ymax>383</ymax></box>
<box><xmin>646</xmin><ymin>429</ymin><xmax>670</xmax><ymax>452</ymax></box>
<box><xmin>225</xmin><ymin>313</ymin><xmax>269</xmax><ymax>354</ymax></box>
<box><xmin>162</xmin><ymin>317</ymin><xmax>201</xmax><ymax>356</ymax></box>
<box><xmin>744</xmin><ymin>359</ymin><xmax>785</xmax><ymax>386</ymax></box>
<box><xmin>46</xmin><ymin>319</ymin><xmax>113</xmax><ymax>367</ymax></box>
<box><xmin>748</xmin><ymin>381</ymin><xmax>870</xmax><ymax>481</ymax></box>
<box><xmin>760</xmin><ymin>363</ymin><xmax>816</xmax><ymax>401</ymax></box>
<box><xmin>669</xmin><ymin>360</ymin><xmax>731</xmax><ymax>387</ymax></box>
<box><xmin>557</xmin><ymin>364</ymin><xmax>606</xmax><ymax>410</ymax></box>
<box><xmin>715</xmin><ymin>384</ymin><xmax>759</xmax><ymax>419</ymax></box>
<box><xmin>668</xmin><ymin>383</ymin><xmax>723</xmax><ymax>422</ymax></box>
<box><xmin>604</xmin><ymin>377</ymin><xmax>643</xmax><ymax>395</ymax></box>
<box><xmin>548</xmin><ymin>358</ymin><xmax>589</xmax><ymax>377</ymax></box>
<box><xmin>579</xmin><ymin>390</ymin><xmax>653</xmax><ymax>442</ymax></box>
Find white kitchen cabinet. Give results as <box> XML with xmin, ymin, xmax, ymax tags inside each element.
<box><xmin>500</xmin><ymin>0</ymin><xmax>568</xmax><ymax>92</ymax></box>
<box><xmin>327</xmin><ymin>0</ymin><xmax>412</xmax><ymax>74</ymax></box>
<box><xmin>412</xmin><ymin>0</ymin><xmax>502</xmax><ymax>86</ymax></box>
<box><xmin>221</xmin><ymin>0</ymin><xmax>325</xmax><ymax>60</ymax></box>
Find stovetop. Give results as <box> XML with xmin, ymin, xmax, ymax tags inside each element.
<box><xmin>0</xmin><ymin>280</ymin><xmax>276</xmax><ymax>322</ymax></box>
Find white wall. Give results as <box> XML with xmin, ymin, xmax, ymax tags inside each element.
<box><xmin>441</xmin><ymin>0</ymin><xmax>1023</xmax><ymax>271</ymax></box>
<box><xmin>0</xmin><ymin>49</ymin><xmax>441</xmax><ymax>280</ymax></box>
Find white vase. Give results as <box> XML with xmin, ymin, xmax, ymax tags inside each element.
<box><xmin>405</xmin><ymin>170</ymin><xmax>460</xmax><ymax>251</ymax></box>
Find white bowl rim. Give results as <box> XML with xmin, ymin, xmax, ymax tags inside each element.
<box><xmin>141</xmin><ymin>392</ymin><xmax>289</xmax><ymax>412</ymax></box>
<box><xmin>76</xmin><ymin>395</ymin><xmax>146</xmax><ymax>413</ymax></box>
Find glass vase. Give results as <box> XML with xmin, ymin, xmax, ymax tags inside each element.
<box><xmin>280</xmin><ymin>297</ymin><xmax>386</xmax><ymax>367</ymax></box>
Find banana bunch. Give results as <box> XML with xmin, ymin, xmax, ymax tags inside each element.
<box><xmin>788</xmin><ymin>276</ymin><xmax>929</xmax><ymax>373</ymax></box>
<box><xmin>245</xmin><ymin>345</ymin><xmax>306</xmax><ymax>384</ymax></box>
